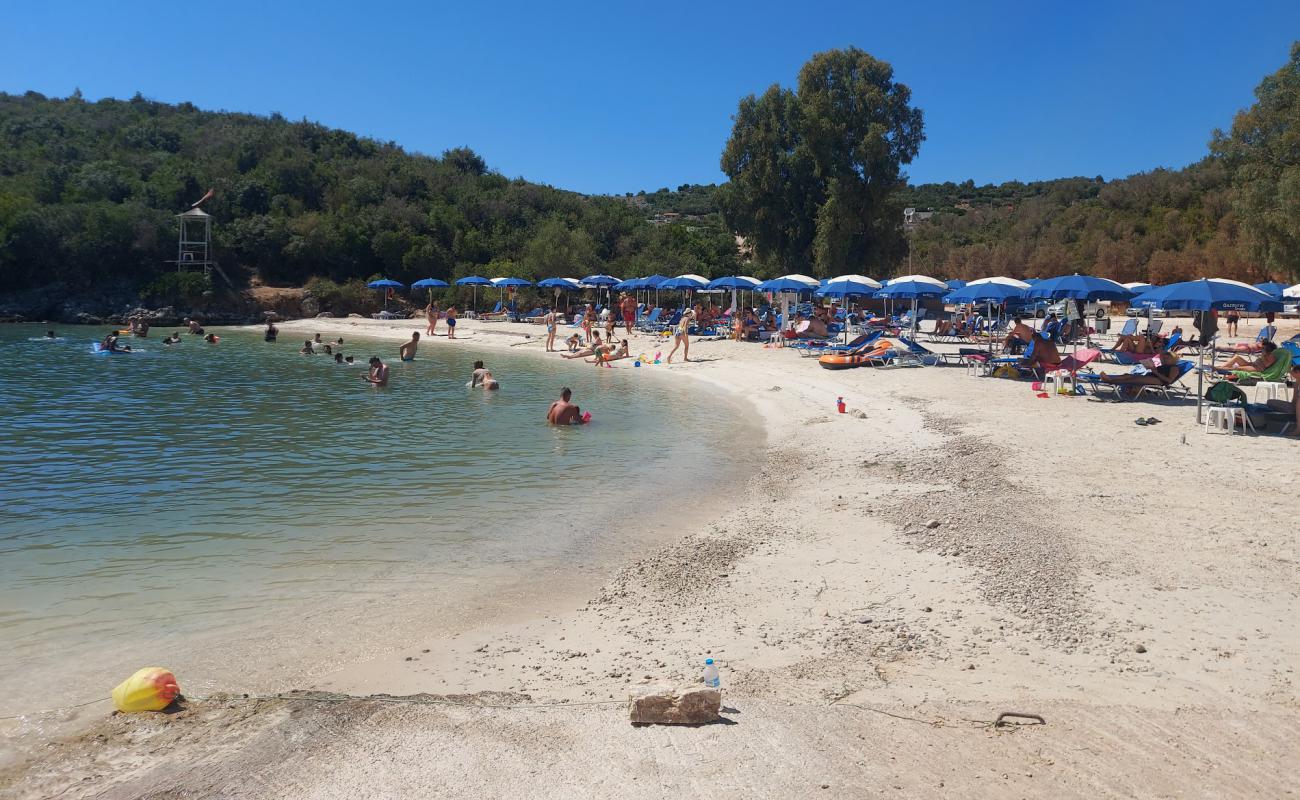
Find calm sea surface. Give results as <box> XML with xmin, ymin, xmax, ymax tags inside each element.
<box><xmin>0</xmin><ymin>324</ymin><xmax>756</xmax><ymax>712</ymax></box>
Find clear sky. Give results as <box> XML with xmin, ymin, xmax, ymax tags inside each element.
<box><xmin>3</xmin><ymin>1</ymin><xmax>1297</xmax><ymax>195</ymax></box>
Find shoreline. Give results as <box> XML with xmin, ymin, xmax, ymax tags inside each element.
<box><xmin>4</xmin><ymin>314</ymin><xmax>1297</xmax><ymax>798</ymax></box>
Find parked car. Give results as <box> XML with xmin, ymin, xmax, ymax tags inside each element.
<box><xmin>1020</xmin><ymin>299</ymin><xmax>1109</xmax><ymax>319</ymax></box>
<box><xmin>1125</xmin><ymin>305</ymin><xmax>1169</xmax><ymax>317</ymax></box>
<box><xmin>1282</xmin><ymin>302</ymin><xmax>1299</xmax><ymax>319</ymax></box>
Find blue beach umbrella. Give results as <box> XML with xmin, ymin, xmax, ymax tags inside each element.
<box><xmin>455</xmin><ymin>275</ymin><xmax>492</xmax><ymax>313</ymax></box>
<box><xmin>755</xmin><ymin>277</ymin><xmax>816</xmax><ymax>293</ymax></box>
<box><xmin>659</xmin><ymin>275</ymin><xmax>708</xmax><ymax>309</ymax></box>
<box><xmin>580</xmin><ymin>274</ymin><xmax>620</xmax><ymax>287</ymax></box>
<box><xmin>366</xmin><ymin>278</ymin><xmax>404</xmax><ymax>310</ymax></box>
<box><xmin>945</xmin><ymin>279</ymin><xmax>967</xmax><ymax>290</ymax></box>
<box><xmin>876</xmin><ymin>277</ymin><xmax>947</xmax><ymax>339</ymax></box>
<box><xmin>491</xmin><ymin>277</ymin><xmax>532</xmax><ymax>315</ymax></box>
<box><xmin>708</xmin><ymin>275</ymin><xmax>761</xmax><ymax>315</ymax></box>
<box><xmin>1130</xmin><ymin>278</ymin><xmax>1282</xmax><ymax>422</ymax></box>
<box><xmin>1253</xmin><ymin>281</ymin><xmax>1289</xmax><ymax>299</ymax></box>
<box><xmin>537</xmin><ymin>277</ymin><xmax>581</xmax><ymax>289</ymax></box>
<box><xmin>411</xmin><ymin>278</ymin><xmax>449</xmax><ymax>289</ymax></box>
<box><xmin>1026</xmin><ymin>274</ymin><xmax>1133</xmax><ymax>301</ymax></box>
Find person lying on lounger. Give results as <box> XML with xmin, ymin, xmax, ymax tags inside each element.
<box><xmin>1265</xmin><ymin>362</ymin><xmax>1300</xmax><ymax>437</ymax></box>
<box><xmin>1097</xmin><ymin>351</ymin><xmax>1180</xmax><ymax>387</ymax></box>
<box><xmin>1113</xmin><ymin>333</ymin><xmax>1156</xmax><ymax>354</ymax></box>
<box><xmin>1215</xmin><ymin>340</ymin><xmax>1279</xmax><ymax>374</ymax></box>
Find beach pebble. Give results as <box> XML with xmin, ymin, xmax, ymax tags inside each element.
<box><xmin>925</xmin><ymin>519</ymin><xmax>941</xmax><ymax>529</ymax></box>
<box><xmin>1135</xmin><ymin>643</ymin><xmax>1147</xmax><ymax>653</ymax></box>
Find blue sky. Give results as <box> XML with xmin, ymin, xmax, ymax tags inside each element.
<box><xmin>3</xmin><ymin>1</ymin><xmax>1297</xmax><ymax>195</ymax></box>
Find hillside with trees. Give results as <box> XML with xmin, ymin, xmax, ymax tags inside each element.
<box><xmin>0</xmin><ymin>91</ymin><xmax>740</xmax><ymax>309</ymax></box>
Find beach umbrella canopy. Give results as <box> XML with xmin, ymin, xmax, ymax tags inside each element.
<box><xmin>945</xmin><ymin>279</ymin><xmax>967</xmax><ymax>290</ymax></box>
<box><xmin>755</xmin><ymin>277</ymin><xmax>817</xmax><ymax>293</ymax></box>
<box><xmin>824</xmin><ymin>274</ymin><xmax>883</xmax><ymax>289</ymax></box>
<box><xmin>1252</xmin><ymin>281</ymin><xmax>1289</xmax><ymax>299</ymax></box>
<box><xmin>1121</xmin><ymin>281</ymin><xmax>1154</xmax><ymax>291</ymax></box>
<box><xmin>1136</xmin><ymin>278</ymin><xmax>1282</xmax><ymax>312</ymax></box>
<box><xmin>411</xmin><ymin>278</ymin><xmax>449</xmax><ymax>289</ymax></box>
<box><xmin>706</xmin><ymin>275</ymin><xmax>761</xmax><ymax>290</ymax></box>
<box><xmin>875</xmin><ymin>280</ymin><xmax>947</xmax><ymax>298</ymax></box>
<box><xmin>491</xmin><ymin>277</ymin><xmax>532</xmax><ymax>288</ymax></box>
<box><xmin>366</xmin><ymin>279</ymin><xmax>404</xmax><ymax>289</ymax></box>
<box><xmin>638</xmin><ymin>274</ymin><xmax>669</xmax><ymax>288</ymax></box>
<box><xmin>1026</xmin><ymin>274</ymin><xmax>1133</xmax><ymax>301</ymax></box>
<box><xmin>945</xmin><ymin>282</ymin><xmax>1026</xmax><ymax>304</ymax></box>
<box><xmin>886</xmin><ymin>274</ymin><xmax>947</xmax><ymax>289</ymax></box>
<box><xmin>537</xmin><ymin>277</ymin><xmax>581</xmax><ymax>289</ymax></box>
<box><xmin>1285</xmin><ymin>283</ymin><xmax>1300</xmax><ymax>299</ymax></box>
<box><xmin>817</xmin><ymin>279</ymin><xmax>880</xmax><ymax>299</ymax></box>
<box><xmin>659</xmin><ymin>275</ymin><xmax>708</xmax><ymax>290</ymax></box>
<box><xmin>455</xmin><ymin>275</ymin><xmax>491</xmax><ymax>286</ymax></box>
<box><xmin>777</xmin><ymin>273</ymin><xmax>820</xmax><ymax>287</ymax></box>
<box><xmin>579</xmin><ymin>274</ymin><xmax>620</xmax><ymax>287</ymax></box>
<box><xmin>1023</xmin><ymin>277</ymin><xmax>1043</xmax><ymax>284</ymax></box>
<box><xmin>968</xmin><ymin>276</ymin><xmax>1031</xmax><ymax>290</ymax></box>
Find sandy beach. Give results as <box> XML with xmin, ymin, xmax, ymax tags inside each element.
<box><xmin>4</xmin><ymin>313</ymin><xmax>1297</xmax><ymax>799</ymax></box>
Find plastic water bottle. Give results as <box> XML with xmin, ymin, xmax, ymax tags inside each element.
<box><xmin>702</xmin><ymin>658</ymin><xmax>720</xmax><ymax>688</ymax></box>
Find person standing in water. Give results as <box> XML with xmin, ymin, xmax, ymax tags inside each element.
<box><xmin>425</xmin><ymin>301</ymin><xmax>440</xmax><ymax>336</ymax></box>
<box><xmin>666</xmin><ymin>309</ymin><xmax>694</xmax><ymax>363</ymax></box>
<box><xmin>546</xmin><ymin>387</ymin><xmax>581</xmax><ymax>425</ymax></box>
<box><xmin>399</xmin><ymin>332</ymin><xmax>419</xmax><ymax>361</ymax></box>
<box><xmin>544</xmin><ymin>309</ymin><xmax>558</xmax><ymax>352</ymax></box>
<box><xmin>470</xmin><ymin>360</ymin><xmax>500</xmax><ymax>390</ymax></box>
<box><xmin>264</xmin><ymin>321</ymin><xmax>278</xmax><ymax>342</ymax></box>
<box><xmin>445</xmin><ymin>306</ymin><xmax>458</xmax><ymax>339</ymax></box>
<box><xmin>363</xmin><ymin>357</ymin><xmax>389</xmax><ymax>386</ymax></box>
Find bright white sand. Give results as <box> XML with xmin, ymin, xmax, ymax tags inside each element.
<box><xmin>4</xmin><ymin>312</ymin><xmax>1297</xmax><ymax>799</ymax></box>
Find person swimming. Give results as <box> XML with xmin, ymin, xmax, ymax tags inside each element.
<box><xmin>470</xmin><ymin>360</ymin><xmax>500</xmax><ymax>390</ymax></box>
<box><xmin>163</xmin><ymin>332</ymin><xmax>181</xmax><ymax>345</ymax></box>
<box><xmin>399</xmin><ymin>332</ymin><xmax>419</xmax><ymax>361</ymax></box>
<box><xmin>300</xmin><ymin>339</ymin><xmax>315</xmax><ymax>355</ymax></box>
<box><xmin>100</xmin><ymin>332</ymin><xmax>130</xmax><ymax>353</ymax></box>
<box><xmin>335</xmin><ymin>353</ymin><xmax>344</xmax><ymax>364</ymax></box>
<box><xmin>344</xmin><ymin>355</ymin><xmax>355</xmax><ymax>364</ymax></box>
<box><xmin>364</xmin><ymin>356</ymin><xmax>389</xmax><ymax>386</ymax></box>
<box><xmin>204</xmin><ymin>333</ymin><xmax>219</xmax><ymax>344</ymax></box>
<box><xmin>323</xmin><ymin>344</ymin><xmax>333</xmax><ymax>355</ymax></box>
<box><xmin>45</xmin><ymin>330</ymin><xmax>57</xmax><ymax>339</ymax></box>
<box><xmin>546</xmin><ymin>387</ymin><xmax>581</xmax><ymax>425</ymax></box>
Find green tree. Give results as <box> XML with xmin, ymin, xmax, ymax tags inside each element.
<box><xmin>719</xmin><ymin>48</ymin><xmax>924</xmax><ymax>276</ymax></box>
<box><xmin>1212</xmin><ymin>42</ymin><xmax>1300</xmax><ymax>279</ymax></box>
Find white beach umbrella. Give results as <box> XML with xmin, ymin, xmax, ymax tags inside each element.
<box><xmin>778</xmin><ymin>273</ymin><xmax>820</xmax><ymax>287</ymax></box>
<box><xmin>968</xmin><ymin>276</ymin><xmax>1031</xmax><ymax>289</ymax></box>
<box><xmin>887</xmin><ymin>274</ymin><xmax>947</xmax><ymax>289</ymax></box>
<box><xmin>1285</xmin><ymin>283</ymin><xmax>1300</xmax><ymax>299</ymax></box>
<box><xmin>826</xmin><ymin>273</ymin><xmax>882</xmax><ymax>289</ymax></box>
<box><xmin>1122</xmin><ymin>281</ymin><xmax>1153</xmax><ymax>290</ymax></box>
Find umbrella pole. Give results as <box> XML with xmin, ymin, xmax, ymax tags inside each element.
<box><xmin>1196</xmin><ymin>334</ymin><xmax>1210</xmax><ymax>425</ymax></box>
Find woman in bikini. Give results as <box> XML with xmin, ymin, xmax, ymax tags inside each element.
<box><xmin>544</xmin><ymin>309</ymin><xmax>558</xmax><ymax>352</ymax></box>
<box><xmin>666</xmin><ymin>309</ymin><xmax>694</xmax><ymax>364</ymax></box>
<box><xmin>426</xmin><ymin>302</ymin><xmax>441</xmax><ymax>336</ymax></box>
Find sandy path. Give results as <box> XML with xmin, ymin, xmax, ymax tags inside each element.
<box><xmin>3</xmin><ymin>313</ymin><xmax>1296</xmax><ymax>798</ymax></box>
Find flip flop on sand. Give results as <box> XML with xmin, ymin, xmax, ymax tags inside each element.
<box><xmin>1146</xmin><ymin>417</ymin><xmax>1162</xmax><ymax>425</ymax></box>
<box><xmin>1135</xmin><ymin>418</ymin><xmax>1149</xmax><ymax>426</ymax></box>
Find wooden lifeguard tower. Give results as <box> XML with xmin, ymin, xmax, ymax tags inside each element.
<box><xmin>172</xmin><ymin>205</ymin><xmax>232</xmax><ymax>286</ymax></box>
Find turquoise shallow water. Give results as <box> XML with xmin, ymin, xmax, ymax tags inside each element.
<box><xmin>0</xmin><ymin>324</ymin><xmax>755</xmax><ymax>705</ymax></box>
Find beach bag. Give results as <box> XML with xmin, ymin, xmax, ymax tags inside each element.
<box><xmin>991</xmin><ymin>364</ymin><xmax>1020</xmax><ymax>380</ymax></box>
<box><xmin>111</xmin><ymin>667</ymin><xmax>181</xmax><ymax>712</ymax></box>
<box><xmin>1204</xmin><ymin>381</ymin><xmax>1246</xmax><ymax>405</ymax></box>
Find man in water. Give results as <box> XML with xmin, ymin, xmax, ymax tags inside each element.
<box><xmin>164</xmin><ymin>332</ymin><xmax>181</xmax><ymax>345</ymax></box>
<box><xmin>335</xmin><ymin>353</ymin><xmax>345</xmax><ymax>364</ymax></box>
<box><xmin>364</xmin><ymin>356</ymin><xmax>389</xmax><ymax>386</ymax></box>
<box><xmin>101</xmin><ymin>332</ymin><xmax>130</xmax><ymax>352</ymax></box>
<box><xmin>265</xmin><ymin>321</ymin><xmax>278</xmax><ymax>342</ymax></box>
<box><xmin>300</xmin><ymin>339</ymin><xmax>315</xmax><ymax>355</ymax></box>
<box><xmin>470</xmin><ymin>360</ymin><xmax>500</xmax><ymax>390</ymax></box>
<box><xmin>399</xmin><ymin>332</ymin><xmax>419</xmax><ymax>361</ymax></box>
<box><xmin>344</xmin><ymin>355</ymin><xmax>355</xmax><ymax>364</ymax></box>
<box><xmin>546</xmin><ymin>387</ymin><xmax>581</xmax><ymax>425</ymax></box>
<box><xmin>186</xmin><ymin>318</ymin><xmax>204</xmax><ymax>335</ymax></box>
<box><xmin>45</xmin><ymin>330</ymin><xmax>57</xmax><ymax>339</ymax></box>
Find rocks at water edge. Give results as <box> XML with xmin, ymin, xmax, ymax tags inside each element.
<box><xmin>629</xmin><ymin>685</ymin><xmax>721</xmax><ymax>725</ymax></box>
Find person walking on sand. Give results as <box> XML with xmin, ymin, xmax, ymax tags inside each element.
<box><xmin>399</xmin><ymin>332</ymin><xmax>420</xmax><ymax>362</ymax></box>
<box><xmin>667</xmin><ymin>309</ymin><xmax>694</xmax><ymax>364</ymax></box>
<box><xmin>546</xmin><ymin>387</ymin><xmax>581</xmax><ymax>425</ymax></box>
<box><xmin>621</xmin><ymin>292</ymin><xmax>637</xmax><ymax>334</ymax></box>
<box><xmin>544</xmin><ymin>309</ymin><xmax>558</xmax><ymax>352</ymax></box>
<box><xmin>581</xmin><ymin>304</ymin><xmax>594</xmax><ymax>344</ymax></box>
<box><xmin>445</xmin><ymin>306</ymin><xmax>458</xmax><ymax>339</ymax></box>
<box><xmin>363</xmin><ymin>356</ymin><xmax>389</xmax><ymax>386</ymax></box>
<box><xmin>425</xmin><ymin>302</ymin><xmax>441</xmax><ymax>336</ymax></box>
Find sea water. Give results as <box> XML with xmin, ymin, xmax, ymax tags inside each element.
<box><xmin>0</xmin><ymin>325</ymin><xmax>758</xmax><ymax>716</ymax></box>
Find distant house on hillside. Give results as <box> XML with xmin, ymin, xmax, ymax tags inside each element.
<box><xmin>903</xmin><ymin>208</ymin><xmax>934</xmax><ymax>228</ymax></box>
<box><xmin>649</xmin><ymin>211</ymin><xmax>682</xmax><ymax>226</ymax></box>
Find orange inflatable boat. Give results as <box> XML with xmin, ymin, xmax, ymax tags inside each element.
<box><xmin>818</xmin><ymin>343</ymin><xmax>895</xmax><ymax>370</ymax></box>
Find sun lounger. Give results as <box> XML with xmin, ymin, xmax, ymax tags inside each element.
<box><xmin>1227</xmin><ymin>348</ymin><xmax>1293</xmax><ymax>384</ymax></box>
<box><xmin>899</xmin><ymin>337</ymin><xmax>961</xmax><ymax>365</ymax></box>
<box><xmin>1078</xmin><ymin>359</ymin><xmax>1195</xmax><ymax>401</ymax></box>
